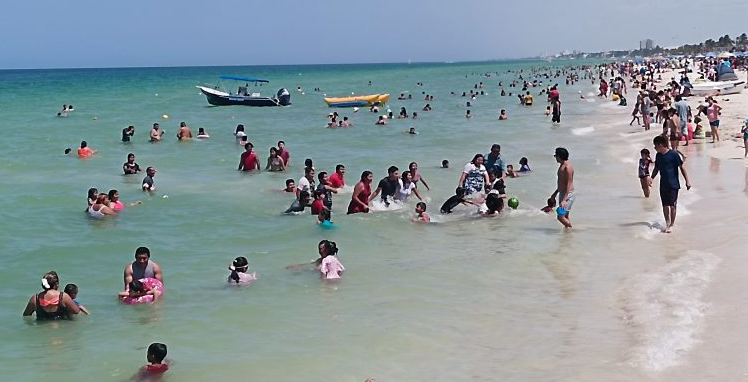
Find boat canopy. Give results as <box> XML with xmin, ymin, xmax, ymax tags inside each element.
<box><xmin>219</xmin><ymin>75</ymin><xmax>269</xmax><ymax>83</ymax></box>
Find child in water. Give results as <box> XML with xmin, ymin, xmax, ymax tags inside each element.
<box><xmin>319</xmin><ymin>240</ymin><xmax>344</xmax><ymax>280</ymax></box>
<box><xmin>518</xmin><ymin>157</ymin><xmax>531</xmax><ymax>172</ymax></box>
<box><xmin>64</xmin><ymin>283</ymin><xmax>90</xmax><ymax>315</ymax></box>
<box><xmin>132</xmin><ymin>343</ymin><xmax>170</xmax><ymax>380</ymax></box>
<box><xmin>413</xmin><ymin>202</ymin><xmax>430</xmax><ymax>223</ymax></box>
<box><xmin>196</xmin><ymin>127</ymin><xmax>210</xmax><ymax>138</ymax></box>
<box><xmin>441</xmin><ymin>159</ymin><xmax>449</xmax><ymax>168</ymax></box>
<box><xmin>638</xmin><ymin>148</ymin><xmax>653</xmax><ymax>198</ymax></box>
<box><xmin>317</xmin><ymin>208</ymin><xmax>333</xmax><ymax>226</ymax></box>
<box><xmin>227</xmin><ymin>256</ymin><xmax>257</xmax><ymax>285</ymax></box>
<box><xmin>87</xmin><ymin>187</ymin><xmax>98</xmax><ymax>208</ymax></box>
<box><xmin>506</xmin><ymin>165</ymin><xmax>519</xmax><ymax>178</ymax></box>
<box><xmin>119</xmin><ymin>279</ymin><xmax>162</xmax><ymax>302</ymax></box>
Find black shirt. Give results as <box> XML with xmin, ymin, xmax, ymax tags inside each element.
<box><xmin>123</xmin><ymin>162</ymin><xmax>140</xmax><ymax>175</ymax></box>
<box><xmin>378</xmin><ymin>177</ymin><xmax>398</xmax><ymax>202</ymax></box>
<box><xmin>122</xmin><ymin>128</ymin><xmax>133</xmax><ymax>142</ymax></box>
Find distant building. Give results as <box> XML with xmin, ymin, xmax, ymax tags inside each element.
<box><xmin>640</xmin><ymin>39</ymin><xmax>654</xmax><ymax>50</ymax></box>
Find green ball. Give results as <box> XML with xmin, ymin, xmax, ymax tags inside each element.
<box><xmin>508</xmin><ymin>197</ymin><xmax>519</xmax><ymax>209</ymax></box>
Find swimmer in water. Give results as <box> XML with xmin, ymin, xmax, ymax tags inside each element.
<box><xmin>63</xmin><ymin>283</ymin><xmax>90</xmax><ymax>315</ymax></box>
<box><xmin>227</xmin><ymin>256</ymin><xmax>256</xmax><ymax>285</ymax></box>
<box><xmin>317</xmin><ymin>208</ymin><xmax>332</xmax><ymax>225</ymax></box>
<box><xmin>441</xmin><ymin>159</ymin><xmax>449</xmax><ymax>169</ymax></box>
<box><xmin>196</xmin><ymin>127</ymin><xmax>210</xmax><ymax>138</ymax></box>
<box><xmin>545</xmin><ymin>106</ymin><xmax>551</xmax><ymax>116</ymax></box>
<box><xmin>77</xmin><ymin>141</ymin><xmax>95</xmax><ymax>158</ymax></box>
<box><xmin>413</xmin><ymin>202</ymin><xmax>430</xmax><ymax>223</ymax></box>
<box><xmin>132</xmin><ymin>343</ymin><xmax>170</xmax><ymax>380</ymax></box>
<box><xmin>375</xmin><ymin>115</ymin><xmax>386</xmax><ymax>125</ymax></box>
<box><xmin>506</xmin><ymin>164</ymin><xmax>519</xmax><ymax>178</ymax></box>
<box><xmin>499</xmin><ymin>109</ymin><xmax>508</xmax><ymax>120</ymax></box>
<box><xmin>407</xmin><ymin>127</ymin><xmax>418</xmax><ymax>135</ymax></box>
<box><xmin>283</xmin><ymin>179</ymin><xmax>296</xmax><ymax>193</ymax></box>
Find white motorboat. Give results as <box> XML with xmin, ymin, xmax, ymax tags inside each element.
<box><xmin>688</xmin><ymin>80</ymin><xmax>745</xmax><ymax>96</ymax></box>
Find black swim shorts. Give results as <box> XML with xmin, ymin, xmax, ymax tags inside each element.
<box><xmin>659</xmin><ymin>186</ymin><xmax>678</xmax><ymax>207</ymax></box>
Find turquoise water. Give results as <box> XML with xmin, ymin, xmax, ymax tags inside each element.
<box><xmin>0</xmin><ymin>60</ymin><xmax>728</xmax><ymax>381</ymax></box>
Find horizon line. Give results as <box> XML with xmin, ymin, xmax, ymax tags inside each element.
<box><xmin>0</xmin><ymin>57</ymin><xmax>548</xmax><ymax>72</ymax></box>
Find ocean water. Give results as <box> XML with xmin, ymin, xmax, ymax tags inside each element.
<box><xmin>0</xmin><ymin>61</ymin><xmax>741</xmax><ymax>381</ymax></box>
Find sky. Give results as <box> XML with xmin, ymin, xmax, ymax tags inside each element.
<box><xmin>1</xmin><ymin>0</ymin><xmax>747</xmax><ymax>69</ymax></box>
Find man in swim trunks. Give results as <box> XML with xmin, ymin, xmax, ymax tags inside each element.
<box><xmin>651</xmin><ymin>135</ymin><xmax>691</xmax><ymax>233</ymax></box>
<box><xmin>142</xmin><ymin>167</ymin><xmax>157</xmax><ymax>191</ymax></box>
<box><xmin>549</xmin><ymin>147</ymin><xmax>574</xmax><ymax>228</ymax></box>
<box><xmin>176</xmin><ymin>122</ymin><xmax>193</xmax><ymax>140</ymax></box>
<box><xmin>524</xmin><ymin>91</ymin><xmax>533</xmax><ymax>106</ymax></box>
<box><xmin>123</xmin><ymin>153</ymin><xmax>141</xmax><ymax>175</ymax></box>
<box><xmin>150</xmin><ymin>123</ymin><xmax>163</xmax><ymax>142</ymax></box>
<box><xmin>369</xmin><ymin>166</ymin><xmax>399</xmax><ymax>206</ymax></box>
<box><xmin>329</xmin><ymin>164</ymin><xmax>346</xmax><ymax>189</ymax></box>
<box><xmin>123</xmin><ymin>246</ymin><xmax>163</xmax><ymax>292</ymax></box>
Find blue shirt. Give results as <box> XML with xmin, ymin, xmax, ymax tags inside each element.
<box><xmin>674</xmin><ymin>100</ymin><xmax>689</xmax><ymax>126</ymax></box>
<box><xmin>655</xmin><ymin>150</ymin><xmax>682</xmax><ymax>190</ymax></box>
<box><xmin>484</xmin><ymin>153</ymin><xmax>505</xmax><ymax>176</ymax></box>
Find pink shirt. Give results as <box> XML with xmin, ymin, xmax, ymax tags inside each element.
<box><xmin>707</xmin><ymin>104</ymin><xmax>720</xmax><ymax>122</ymax></box>
<box><xmin>320</xmin><ymin>256</ymin><xmax>344</xmax><ymax>279</ymax></box>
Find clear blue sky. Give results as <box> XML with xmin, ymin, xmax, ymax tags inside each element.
<box><xmin>2</xmin><ymin>0</ymin><xmax>746</xmax><ymax>69</ymax></box>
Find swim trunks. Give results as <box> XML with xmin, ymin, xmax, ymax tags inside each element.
<box><xmin>558</xmin><ymin>191</ymin><xmax>576</xmax><ymax>210</ymax></box>
<box><xmin>659</xmin><ymin>187</ymin><xmax>678</xmax><ymax>207</ymax></box>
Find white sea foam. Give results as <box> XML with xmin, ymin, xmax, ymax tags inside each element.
<box><xmin>571</xmin><ymin>126</ymin><xmax>595</xmax><ymax>136</ymax></box>
<box><xmin>620</xmin><ymin>250</ymin><xmax>720</xmax><ymax>372</ymax></box>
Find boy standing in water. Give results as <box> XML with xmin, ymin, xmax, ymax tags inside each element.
<box><xmin>549</xmin><ymin>147</ymin><xmax>574</xmax><ymax>228</ymax></box>
<box><xmin>651</xmin><ymin>135</ymin><xmax>691</xmax><ymax>233</ymax></box>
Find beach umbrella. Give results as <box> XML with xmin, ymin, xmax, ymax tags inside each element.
<box><xmin>717</xmin><ymin>52</ymin><xmax>735</xmax><ymax>58</ymax></box>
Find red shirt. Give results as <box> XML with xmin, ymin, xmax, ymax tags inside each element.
<box><xmin>241</xmin><ymin>151</ymin><xmax>258</xmax><ymax>171</ymax></box>
<box><xmin>278</xmin><ymin>149</ymin><xmax>290</xmax><ymax>166</ymax></box>
<box><xmin>329</xmin><ymin>172</ymin><xmax>345</xmax><ymax>188</ymax></box>
<box><xmin>311</xmin><ymin>199</ymin><xmax>324</xmax><ymax>215</ymax></box>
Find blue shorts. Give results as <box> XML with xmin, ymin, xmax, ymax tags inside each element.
<box><xmin>709</xmin><ymin>120</ymin><xmax>720</xmax><ymax>127</ymax></box>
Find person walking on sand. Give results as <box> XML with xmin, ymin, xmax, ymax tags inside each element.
<box><xmin>549</xmin><ymin>147</ymin><xmax>575</xmax><ymax>229</ymax></box>
<box><xmin>651</xmin><ymin>135</ymin><xmax>691</xmax><ymax>233</ymax></box>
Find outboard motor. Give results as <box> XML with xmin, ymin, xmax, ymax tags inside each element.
<box><xmin>276</xmin><ymin>88</ymin><xmax>291</xmax><ymax>106</ymax></box>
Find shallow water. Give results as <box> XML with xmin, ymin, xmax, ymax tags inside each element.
<box><xmin>0</xmin><ymin>61</ymin><xmax>740</xmax><ymax>381</ymax></box>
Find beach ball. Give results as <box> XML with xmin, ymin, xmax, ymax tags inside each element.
<box><xmin>556</xmin><ymin>206</ymin><xmax>567</xmax><ymax>216</ymax></box>
<box><xmin>162</xmin><ymin>114</ymin><xmax>169</xmax><ymax>120</ymax></box>
<box><xmin>507</xmin><ymin>197</ymin><xmax>519</xmax><ymax>209</ymax></box>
